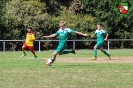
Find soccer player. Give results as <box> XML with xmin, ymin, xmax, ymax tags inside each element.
<box><xmin>21</xmin><ymin>27</ymin><xmax>37</xmax><ymax>60</ymax></box>
<box><xmin>91</xmin><ymin>23</ymin><xmax>111</xmax><ymax>60</ymax></box>
<box><xmin>43</xmin><ymin>21</ymin><xmax>88</xmax><ymax>66</ymax></box>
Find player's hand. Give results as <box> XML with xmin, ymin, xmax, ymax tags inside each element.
<box><xmin>84</xmin><ymin>34</ymin><xmax>88</xmax><ymax>37</ymax></box>
<box><xmin>91</xmin><ymin>35</ymin><xmax>94</xmax><ymax>38</ymax></box>
<box><xmin>43</xmin><ymin>36</ymin><xmax>48</xmax><ymax>38</ymax></box>
<box><xmin>104</xmin><ymin>38</ymin><xmax>107</xmax><ymax>41</ymax></box>
<box><xmin>30</xmin><ymin>40</ymin><xmax>34</xmax><ymax>42</ymax></box>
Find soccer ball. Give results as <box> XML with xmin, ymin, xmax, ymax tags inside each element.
<box><xmin>46</xmin><ymin>59</ymin><xmax>52</xmax><ymax>66</ymax></box>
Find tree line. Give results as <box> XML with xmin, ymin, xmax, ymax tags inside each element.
<box><xmin>0</xmin><ymin>0</ymin><xmax>133</xmax><ymax>50</ymax></box>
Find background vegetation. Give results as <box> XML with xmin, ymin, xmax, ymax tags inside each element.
<box><xmin>0</xmin><ymin>0</ymin><xmax>133</xmax><ymax>50</ymax></box>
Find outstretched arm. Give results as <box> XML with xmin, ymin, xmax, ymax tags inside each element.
<box><xmin>75</xmin><ymin>31</ymin><xmax>88</xmax><ymax>37</ymax></box>
<box><xmin>43</xmin><ymin>34</ymin><xmax>56</xmax><ymax>38</ymax></box>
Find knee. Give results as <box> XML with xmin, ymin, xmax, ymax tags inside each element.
<box><xmin>100</xmin><ymin>49</ymin><xmax>104</xmax><ymax>52</ymax></box>
<box><xmin>93</xmin><ymin>46</ymin><xmax>97</xmax><ymax>50</ymax></box>
<box><xmin>22</xmin><ymin>47</ymin><xmax>25</xmax><ymax>50</ymax></box>
<box><xmin>53</xmin><ymin>52</ymin><xmax>57</xmax><ymax>57</ymax></box>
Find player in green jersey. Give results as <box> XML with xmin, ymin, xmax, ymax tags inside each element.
<box><xmin>43</xmin><ymin>21</ymin><xmax>88</xmax><ymax>66</ymax></box>
<box><xmin>91</xmin><ymin>23</ymin><xmax>111</xmax><ymax>60</ymax></box>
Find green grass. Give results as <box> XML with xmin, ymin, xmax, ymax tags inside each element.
<box><xmin>0</xmin><ymin>49</ymin><xmax>133</xmax><ymax>88</ymax></box>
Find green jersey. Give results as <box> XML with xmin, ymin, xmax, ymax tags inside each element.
<box><xmin>94</xmin><ymin>29</ymin><xmax>108</xmax><ymax>42</ymax></box>
<box><xmin>55</xmin><ymin>28</ymin><xmax>76</xmax><ymax>46</ymax></box>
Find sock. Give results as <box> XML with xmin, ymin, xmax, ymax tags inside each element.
<box><xmin>51</xmin><ymin>58</ymin><xmax>55</xmax><ymax>63</ymax></box>
<box><xmin>22</xmin><ymin>49</ymin><xmax>26</xmax><ymax>55</ymax></box>
<box><xmin>34</xmin><ymin>54</ymin><xmax>37</xmax><ymax>57</ymax></box>
<box><xmin>94</xmin><ymin>50</ymin><xmax>97</xmax><ymax>58</ymax></box>
<box><xmin>103</xmin><ymin>50</ymin><xmax>109</xmax><ymax>57</ymax></box>
<box><xmin>62</xmin><ymin>50</ymin><xmax>73</xmax><ymax>54</ymax></box>
<box><xmin>32</xmin><ymin>51</ymin><xmax>37</xmax><ymax>57</ymax></box>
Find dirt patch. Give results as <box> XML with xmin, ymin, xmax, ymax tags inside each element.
<box><xmin>55</xmin><ymin>57</ymin><xmax>133</xmax><ymax>63</ymax></box>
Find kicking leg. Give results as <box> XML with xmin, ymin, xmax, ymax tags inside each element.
<box><xmin>46</xmin><ymin>51</ymin><xmax>57</xmax><ymax>66</ymax></box>
<box><xmin>51</xmin><ymin>51</ymin><xmax>58</xmax><ymax>63</ymax></box>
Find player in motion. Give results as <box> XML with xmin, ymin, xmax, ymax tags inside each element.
<box><xmin>91</xmin><ymin>23</ymin><xmax>111</xmax><ymax>60</ymax></box>
<box><xmin>21</xmin><ymin>27</ymin><xmax>37</xmax><ymax>60</ymax></box>
<box><xmin>43</xmin><ymin>21</ymin><xmax>88</xmax><ymax>66</ymax></box>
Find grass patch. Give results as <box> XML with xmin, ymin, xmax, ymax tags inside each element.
<box><xmin>0</xmin><ymin>49</ymin><xmax>133</xmax><ymax>88</ymax></box>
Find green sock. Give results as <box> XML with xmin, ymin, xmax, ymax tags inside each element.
<box><xmin>51</xmin><ymin>58</ymin><xmax>55</xmax><ymax>63</ymax></box>
<box><xmin>103</xmin><ymin>51</ymin><xmax>109</xmax><ymax>57</ymax></box>
<box><xmin>62</xmin><ymin>50</ymin><xmax>73</xmax><ymax>54</ymax></box>
<box><xmin>94</xmin><ymin>50</ymin><xmax>97</xmax><ymax>58</ymax></box>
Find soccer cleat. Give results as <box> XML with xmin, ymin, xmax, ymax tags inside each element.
<box><xmin>21</xmin><ymin>54</ymin><xmax>26</xmax><ymax>57</ymax></box>
<box><xmin>108</xmin><ymin>55</ymin><xmax>111</xmax><ymax>60</ymax></box>
<box><xmin>34</xmin><ymin>56</ymin><xmax>37</xmax><ymax>60</ymax></box>
<box><xmin>92</xmin><ymin>58</ymin><xmax>97</xmax><ymax>60</ymax></box>
<box><xmin>72</xmin><ymin>50</ymin><xmax>76</xmax><ymax>54</ymax></box>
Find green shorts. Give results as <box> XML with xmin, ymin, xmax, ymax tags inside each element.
<box><xmin>95</xmin><ymin>41</ymin><xmax>104</xmax><ymax>48</ymax></box>
<box><xmin>56</xmin><ymin>44</ymin><xmax>66</xmax><ymax>53</ymax></box>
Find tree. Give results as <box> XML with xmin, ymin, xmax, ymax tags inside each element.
<box><xmin>3</xmin><ymin>0</ymin><xmax>49</xmax><ymax>39</ymax></box>
<box><xmin>0</xmin><ymin>1</ymin><xmax>7</xmax><ymax>39</ymax></box>
<box><xmin>81</xmin><ymin>0</ymin><xmax>133</xmax><ymax>39</ymax></box>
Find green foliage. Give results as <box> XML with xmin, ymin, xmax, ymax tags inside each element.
<box><xmin>3</xmin><ymin>0</ymin><xmax>49</xmax><ymax>39</ymax></box>
<box><xmin>81</xmin><ymin>0</ymin><xmax>133</xmax><ymax>39</ymax></box>
<box><xmin>0</xmin><ymin>1</ymin><xmax>7</xmax><ymax>39</ymax></box>
<box><xmin>0</xmin><ymin>0</ymin><xmax>133</xmax><ymax>49</ymax></box>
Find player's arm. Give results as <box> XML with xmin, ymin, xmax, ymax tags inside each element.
<box><xmin>75</xmin><ymin>31</ymin><xmax>88</xmax><ymax>37</ymax></box>
<box><xmin>103</xmin><ymin>30</ymin><xmax>109</xmax><ymax>41</ymax></box>
<box><xmin>104</xmin><ymin>34</ymin><xmax>109</xmax><ymax>41</ymax></box>
<box><xmin>30</xmin><ymin>34</ymin><xmax>35</xmax><ymax>42</ymax></box>
<box><xmin>91</xmin><ymin>34</ymin><xmax>95</xmax><ymax>38</ymax></box>
<box><xmin>43</xmin><ymin>34</ymin><xmax>57</xmax><ymax>38</ymax></box>
<box><xmin>30</xmin><ymin>39</ymin><xmax>35</xmax><ymax>42</ymax></box>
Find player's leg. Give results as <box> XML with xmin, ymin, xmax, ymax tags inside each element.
<box><xmin>59</xmin><ymin>50</ymin><xmax>75</xmax><ymax>55</ymax></box>
<box><xmin>92</xmin><ymin>45</ymin><xmax>97</xmax><ymax>60</ymax></box>
<box><xmin>92</xmin><ymin>41</ymin><xmax>104</xmax><ymax>60</ymax></box>
<box><xmin>49</xmin><ymin>44</ymin><xmax>69</xmax><ymax>63</ymax></box>
<box><xmin>100</xmin><ymin>48</ymin><xmax>111</xmax><ymax>60</ymax></box>
<box><xmin>59</xmin><ymin>44</ymin><xmax>75</xmax><ymax>55</ymax></box>
<box><xmin>21</xmin><ymin>43</ymin><xmax>27</xmax><ymax>57</ymax></box>
<box><xmin>29</xmin><ymin>46</ymin><xmax>37</xmax><ymax>60</ymax></box>
<box><xmin>46</xmin><ymin>51</ymin><xmax>58</xmax><ymax>66</ymax></box>
<box><xmin>31</xmin><ymin>50</ymin><xmax>37</xmax><ymax>60</ymax></box>
<box><xmin>48</xmin><ymin>45</ymin><xmax>62</xmax><ymax>65</ymax></box>
<box><xmin>51</xmin><ymin>51</ymin><xmax>58</xmax><ymax>63</ymax></box>
<box><xmin>47</xmin><ymin>44</ymin><xmax>75</xmax><ymax>65</ymax></box>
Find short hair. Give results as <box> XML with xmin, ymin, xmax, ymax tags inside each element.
<box><xmin>97</xmin><ymin>23</ymin><xmax>103</xmax><ymax>27</ymax></box>
<box><xmin>60</xmin><ymin>21</ymin><xmax>66</xmax><ymax>26</ymax></box>
<box><xmin>27</xmin><ymin>26</ymin><xmax>32</xmax><ymax>30</ymax></box>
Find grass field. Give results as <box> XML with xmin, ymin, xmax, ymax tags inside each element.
<box><xmin>0</xmin><ymin>49</ymin><xmax>133</xmax><ymax>88</ymax></box>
